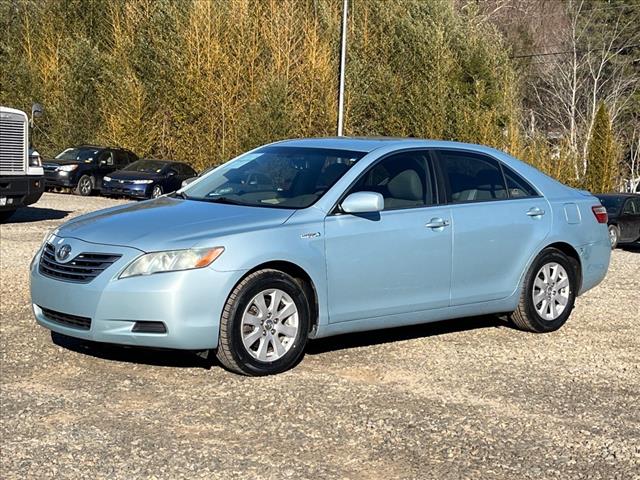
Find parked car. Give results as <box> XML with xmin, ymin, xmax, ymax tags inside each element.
<box><xmin>43</xmin><ymin>145</ymin><xmax>138</xmax><ymax>196</ymax></box>
<box><xmin>102</xmin><ymin>159</ymin><xmax>197</xmax><ymax>199</ymax></box>
<box><xmin>31</xmin><ymin>138</ymin><xmax>611</xmax><ymax>376</ymax></box>
<box><xmin>594</xmin><ymin>193</ymin><xmax>640</xmax><ymax>248</ymax></box>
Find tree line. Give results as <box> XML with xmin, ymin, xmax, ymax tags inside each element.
<box><xmin>1</xmin><ymin>0</ymin><xmax>637</xmax><ymax>192</ymax></box>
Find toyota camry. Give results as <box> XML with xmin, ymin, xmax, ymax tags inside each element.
<box><xmin>30</xmin><ymin>138</ymin><xmax>611</xmax><ymax>375</ymax></box>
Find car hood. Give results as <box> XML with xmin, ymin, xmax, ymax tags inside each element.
<box><xmin>108</xmin><ymin>170</ymin><xmax>163</xmax><ymax>181</ymax></box>
<box><xmin>56</xmin><ymin>197</ymin><xmax>296</xmax><ymax>251</ymax></box>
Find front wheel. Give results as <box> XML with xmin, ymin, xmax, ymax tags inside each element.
<box><xmin>608</xmin><ymin>225</ymin><xmax>619</xmax><ymax>249</ymax></box>
<box><xmin>216</xmin><ymin>269</ymin><xmax>310</xmax><ymax>375</ymax></box>
<box><xmin>509</xmin><ymin>248</ymin><xmax>578</xmax><ymax>333</ymax></box>
<box><xmin>151</xmin><ymin>185</ymin><xmax>163</xmax><ymax>198</ymax></box>
<box><xmin>75</xmin><ymin>175</ymin><xmax>93</xmax><ymax>196</ymax></box>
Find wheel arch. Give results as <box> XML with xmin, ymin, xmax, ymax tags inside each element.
<box><xmin>241</xmin><ymin>260</ymin><xmax>319</xmax><ymax>333</ymax></box>
<box><xmin>540</xmin><ymin>241</ymin><xmax>583</xmax><ymax>292</ymax></box>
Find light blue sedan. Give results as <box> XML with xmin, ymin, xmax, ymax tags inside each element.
<box><xmin>30</xmin><ymin>138</ymin><xmax>611</xmax><ymax>375</ymax></box>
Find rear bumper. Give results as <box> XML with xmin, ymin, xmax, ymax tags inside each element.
<box><xmin>0</xmin><ymin>174</ymin><xmax>45</xmax><ymax>210</ymax></box>
<box><xmin>577</xmin><ymin>237</ymin><xmax>611</xmax><ymax>295</ymax></box>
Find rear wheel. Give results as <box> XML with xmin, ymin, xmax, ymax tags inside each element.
<box><xmin>608</xmin><ymin>225</ymin><xmax>619</xmax><ymax>249</ymax></box>
<box><xmin>509</xmin><ymin>248</ymin><xmax>578</xmax><ymax>333</ymax></box>
<box><xmin>75</xmin><ymin>175</ymin><xmax>93</xmax><ymax>196</ymax></box>
<box><xmin>216</xmin><ymin>269</ymin><xmax>310</xmax><ymax>375</ymax></box>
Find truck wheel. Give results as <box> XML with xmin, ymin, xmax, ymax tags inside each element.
<box><xmin>75</xmin><ymin>175</ymin><xmax>93</xmax><ymax>196</ymax></box>
<box><xmin>216</xmin><ymin>269</ymin><xmax>310</xmax><ymax>376</ymax></box>
<box><xmin>0</xmin><ymin>210</ymin><xmax>16</xmax><ymax>223</ymax></box>
<box><xmin>509</xmin><ymin>248</ymin><xmax>578</xmax><ymax>333</ymax></box>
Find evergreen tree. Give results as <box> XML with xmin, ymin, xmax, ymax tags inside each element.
<box><xmin>585</xmin><ymin>103</ymin><xmax>619</xmax><ymax>193</ymax></box>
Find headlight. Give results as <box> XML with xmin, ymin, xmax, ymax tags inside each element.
<box><xmin>120</xmin><ymin>247</ymin><xmax>224</xmax><ymax>279</ymax></box>
<box><xmin>57</xmin><ymin>164</ymin><xmax>78</xmax><ymax>172</ymax></box>
<box><xmin>103</xmin><ymin>176</ymin><xmax>112</xmax><ymax>182</ymax></box>
<box><xmin>132</xmin><ymin>179</ymin><xmax>153</xmax><ymax>184</ymax></box>
<box><xmin>29</xmin><ymin>152</ymin><xmax>42</xmax><ymax>167</ymax></box>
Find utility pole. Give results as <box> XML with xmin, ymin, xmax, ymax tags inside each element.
<box><xmin>337</xmin><ymin>0</ymin><xmax>348</xmax><ymax>136</ymax></box>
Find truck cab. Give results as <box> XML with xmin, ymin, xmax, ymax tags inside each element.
<box><xmin>0</xmin><ymin>105</ymin><xmax>45</xmax><ymax>222</ymax></box>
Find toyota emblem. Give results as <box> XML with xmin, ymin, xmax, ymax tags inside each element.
<box><xmin>56</xmin><ymin>244</ymin><xmax>72</xmax><ymax>262</ymax></box>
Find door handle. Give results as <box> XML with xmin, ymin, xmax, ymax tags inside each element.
<box><xmin>526</xmin><ymin>207</ymin><xmax>545</xmax><ymax>217</ymax></box>
<box><xmin>425</xmin><ymin>217</ymin><xmax>450</xmax><ymax>229</ymax></box>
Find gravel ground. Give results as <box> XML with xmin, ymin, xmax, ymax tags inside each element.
<box><xmin>1</xmin><ymin>193</ymin><xmax>639</xmax><ymax>480</ymax></box>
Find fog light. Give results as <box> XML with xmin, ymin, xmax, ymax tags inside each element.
<box><xmin>132</xmin><ymin>321</ymin><xmax>167</xmax><ymax>333</ymax></box>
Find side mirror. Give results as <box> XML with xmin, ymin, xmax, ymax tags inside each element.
<box><xmin>30</xmin><ymin>103</ymin><xmax>44</xmax><ymax>128</ymax></box>
<box><xmin>341</xmin><ymin>191</ymin><xmax>384</xmax><ymax>214</ymax></box>
<box><xmin>167</xmin><ymin>169</ymin><xmax>177</xmax><ymax>177</ymax></box>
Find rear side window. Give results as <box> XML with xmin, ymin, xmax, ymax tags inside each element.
<box><xmin>437</xmin><ymin>150</ymin><xmax>507</xmax><ymax>203</ymax></box>
<box><xmin>502</xmin><ymin>165</ymin><xmax>539</xmax><ymax>198</ymax></box>
<box><xmin>348</xmin><ymin>150</ymin><xmax>434</xmax><ymax>210</ymax></box>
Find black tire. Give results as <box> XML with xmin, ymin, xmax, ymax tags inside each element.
<box><xmin>0</xmin><ymin>209</ymin><xmax>16</xmax><ymax>223</ymax></box>
<box><xmin>608</xmin><ymin>225</ymin><xmax>619</xmax><ymax>249</ymax></box>
<box><xmin>509</xmin><ymin>248</ymin><xmax>578</xmax><ymax>333</ymax></box>
<box><xmin>216</xmin><ymin>269</ymin><xmax>310</xmax><ymax>376</ymax></box>
<box><xmin>151</xmin><ymin>184</ymin><xmax>163</xmax><ymax>198</ymax></box>
<box><xmin>75</xmin><ymin>175</ymin><xmax>93</xmax><ymax>196</ymax></box>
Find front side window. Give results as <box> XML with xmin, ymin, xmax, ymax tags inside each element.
<box><xmin>623</xmin><ymin>199</ymin><xmax>636</xmax><ymax>215</ymax></box>
<box><xmin>438</xmin><ymin>150</ymin><xmax>507</xmax><ymax>203</ymax></box>
<box><xmin>184</xmin><ymin>146</ymin><xmax>366</xmax><ymax>209</ymax></box>
<box><xmin>347</xmin><ymin>151</ymin><xmax>433</xmax><ymax>210</ymax></box>
<box><xmin>99</xmin><ymin>151</ymin><xmax>114</xmax><ymax>166</ymax></box>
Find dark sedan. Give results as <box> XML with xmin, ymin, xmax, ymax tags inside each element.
<box><xmin>595</xmin><ymin>193</ymin><xmax>640</xmax><ymax>248</ymax></box>
<box><xmin>102</xmin><ymin>159</ymin><xmax>197</xmax><ymax>199</ymax></box>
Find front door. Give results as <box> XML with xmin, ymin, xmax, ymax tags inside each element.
<box><xmin>324</xmin><ymin>150</ymin><xmax>452</xmax><ymax>323</ymax></box>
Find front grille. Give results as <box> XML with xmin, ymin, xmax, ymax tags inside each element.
<box><xmin>40</xmin><ymin>306</ymin><xmax>92</xmax><ymax>330</ymax></box>
<box><xmin>39</xmin><ymin>243</ymin><xmax>121</xmax><ymax>283</ymax></box>
<box><xmin>0</xmin><ymin>116</ymin><xmax>26</xmax><ymax>174</ymax></box>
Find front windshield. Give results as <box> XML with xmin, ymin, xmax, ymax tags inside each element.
<box><xmin>55</xmin><ymin>148</ymin><xmax>100</xmax><ymax>163</ymax></box>
<box><xmin>184</xmin><ymin>146</ymin><xmax>366</xmax><ymax>209</ymax></box>
<box><xmin>597</xmin><ymin>196</ymin><xmax>624</xmax><ymax>214</ymax></box>
<box><xmin>124</xmin><ymin>159</ymin><xmax>170</xmax><ymax>174</ymax></box>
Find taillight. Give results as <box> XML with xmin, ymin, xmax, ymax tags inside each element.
<box><xmin>591</xmin><ymin>205</ymin><xmax>608</xmax><ymax>223</ymax></box>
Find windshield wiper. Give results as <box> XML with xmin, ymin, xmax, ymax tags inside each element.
<box><xmin>204</xmin><ymin>196</ymin><xmax>248</xmax><ymax>206</ymax></box>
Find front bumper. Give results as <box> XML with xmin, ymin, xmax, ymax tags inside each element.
<box><xmin>102</xmin><ymin>182</ymin><xmax>151</xmax><ymax>199</ymax></box>
<box><xmin>44</xmin><ymin>169</ymin><xmax>77</xmax><ymax>188</ymax></box>
<box><xmin>30</xmin><ymin>235</ymin><xmax>243</xmax><ymax>350</ymax></box>
<box><xmin>0</xmin><ymin>174</ymin><xmax>45</xmax><ymax>210</ymax></box>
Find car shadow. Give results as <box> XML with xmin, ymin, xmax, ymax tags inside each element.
<box><xmin>51</xmin><ymin>314</ymin><xmax>508</xmax><ymax>370</ymax></box>
<box><xmin>6</xmin><ymin>206</ymin><xmax>70</xmax><ymax>223</ymax></box>
<box><xmin>51</xmin><ymin>332</ymin><xmax>213</xmax><ymax>369</ymax></box>
<box><xmin>306</xmin><ymin>314</ymin><xmax>507</xmax><ymax>355</ymax></box>
<box><xmin>620</xmin><ymin>243</ymin><xmax>640</xmax><ymax>253</ymax></box>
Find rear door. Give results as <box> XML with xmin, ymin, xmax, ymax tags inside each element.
<box><xmin>325</xmin><ymin>150</ymin><xmax>452</xmax><ymax>323</ymax></box>
<box><xmin>434</xmin><ymin>149</ymin><xmax>551</xmax><ymax>305</ymax></box>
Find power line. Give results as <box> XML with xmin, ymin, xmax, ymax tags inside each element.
<box><xmin>511</xmin><ymin>44</ymin><xmax>640</xmax><ymax>59</ymax></box>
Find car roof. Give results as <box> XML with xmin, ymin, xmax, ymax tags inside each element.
<box><xmin>273</xmin><ymin>136</ymin><xmax>512</xmax><ymax>154</ymax></box>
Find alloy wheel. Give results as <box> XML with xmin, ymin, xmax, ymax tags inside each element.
<box><xmin>79</xmin><ymin>177</ymin><xmax>91</xmax><ymax>195</ymax></box>
<box><xmin>240</xmin><ymin>288</ymin><xmax>299</xmax><ymax>362</ymax></box>
<box><xmin>532</xmin><ymin>262</ymin><xmax>570</xmax><ymax>321</ymax></box>
<box><xmin>152</xmin><ymin>185</ymin><xmax>163</xmax><ymax>198</ymax></box>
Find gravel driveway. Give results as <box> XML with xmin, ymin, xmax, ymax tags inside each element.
<box><xmin>1</xmin><ymin>193</ymin><xmax>639</xmax><ymax>479</ymax></box>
